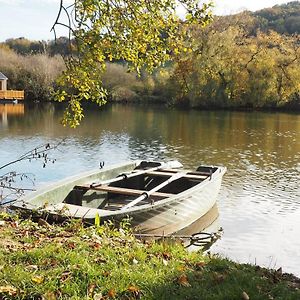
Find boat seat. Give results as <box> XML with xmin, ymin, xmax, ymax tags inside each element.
<box><xmin>74</xmin><ymin>184</ymin><xmax>174</xmax><ymax>199</ymax></box>
<box><xmin>145</xmin><ymin>171</ymin><xmax>208</xmax><ymax>180</ymax></box>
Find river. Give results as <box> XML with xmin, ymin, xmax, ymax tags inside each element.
<box><xmin>1</xmin><ymin>103</ymin><xmax>299</xmax><ymax>276</ymax></box>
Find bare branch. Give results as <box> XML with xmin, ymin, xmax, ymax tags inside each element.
<box><xmin>0</xmin><ymin>140</ymin><xmax>64</xmax><ymax>206</ymax></box>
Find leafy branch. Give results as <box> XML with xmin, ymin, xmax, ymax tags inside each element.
<box><xmin>51</xmin><ymin>0</ymin><xmax>213</xmax><ymax>127</ymax></box>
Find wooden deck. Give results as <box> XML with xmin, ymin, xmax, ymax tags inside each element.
<box><xmin>0</xmin><ymin>90</ymin><xmax>24</xmax><ymax>100</ymax></box>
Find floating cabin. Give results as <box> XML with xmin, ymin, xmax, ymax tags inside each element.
<box><xmin>0</xmin><ymin>72</ymin><xmax>24</xmax><ymax>102</ymax></box>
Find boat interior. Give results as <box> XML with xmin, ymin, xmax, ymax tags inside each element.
<box><xmin>63</xmin><ymin>163</ymin><xmax>217</xmax><ymax>211</ymax></box>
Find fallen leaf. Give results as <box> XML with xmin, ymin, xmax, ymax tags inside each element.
<box><xmin>90</xmin><ymin>242</ymin><xmax>101</xmax><ymax>250</ymax></box>
<box><xmin>178</xmin><ymin>274</ymin><xmax>191</xmax><ymax>287</ymax></box>
<box><xmin>60</xmin><ymin>271</ymin><xmax>72</xmax><ymax>282</ymax></box>
<box><xmin>121</xmin><ymin>285</ymin><xmax>143</xmax><ymax>299</ymax></box>
<box><xmin>102</xmin><ymin>271</ymin><xmax>111</xmax><ymax>277</ymax></box>
<box><xmin>213</xmin><ymin>272</ymin><xmax>225</xmax><ymax>283</ymax></box>
<box><xmin>162</xmin><ymin>259</ymin><xmax>168</xmax><ymax>266</ymax></box>
<box><xmin>44</xmin><ymin>258</ymin><xmax>58</xmax><ymax>267</ymax></box>
<box><xmin>11</xmin><ymin>221</ymin><xmax>19</xmax><ymax>228</ymax></box>
<box><xmin>162</xmin><ymin>252</ymin><xmax>171</xmax><ymax>260</ymax></box>
<box><xmin>32</xmin><ymin>275</ymin><xmax>44</xmax><ymax>284</ymax></box>
<box><xmin>94</xmin><ymin>257</ymin><xmax>107</xmax><ymax>264</ymax></box>
<box><xmin>177</xmin><ymin>265</ymin><xmax>186</xmax><ymax>272</ymax></box>
<box><xmin>242</xmin><ymin>291</ymin><xmax>250</xmax><ymax>300</ymax></box>
<box><xmin>0</xmin><ymin>285</ymin><xmax>18</xmax><ymax>296</ymax></box>
<box><xmin>66</xmin><ymin>242</ymin><xmax>76</xmax><ymax>249</ymax></box>
<box><xmin>26</xmin><ymin>264</ymin><xmax>38</xmax><ymax>271</ymax></box>
<box><xmin>42</xmin><ymin>291</ymin><xmax>57</xmax><ymax>300</ymax></box>
<box><xmin>127</xmin><ymin>285</ymin><xmax>140</xmax><ymax>293</ymax></box>
<box><xmin>88</xmin><ymin>283</ymin><xmax>96</xmax><ymax>296</ymax></box>
<box><xmin>107</xmin><ymin>288</ymin><xmax>116</xmax><ymax>298</ymax></box>
<box><xmin>195</xmin><ymin>261</ymin><xmax>206</xmax><ymax>269</ymax></box>
<box><xmin>94</xmin><ymin>292</ymin><xmax>103</xmax><ymax>300</ymax></box>
<box><xmin>127</xmin><ymin>285</ymin><xmax>142</xmax><ymax>298</ymax></box>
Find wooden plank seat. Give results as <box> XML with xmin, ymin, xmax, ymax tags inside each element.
<box><xmin>75</xmin><ymin>184</ymin><xmax>174</xmax><ymax>199</ymax></box>
<box><xmin>157</xmin><ymin>169</ymin><xmax>213</xmax><ymax>177</ymax></box>
<box><xmin>145</xmin><ymin>171</ymin><xmax>208</xmax><ymax>180</ymax></box>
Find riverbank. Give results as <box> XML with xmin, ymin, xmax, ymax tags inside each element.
<box><xmin>24</xmin><ymin>100</ymin><xmax>300</xmax><ymax>116</ymax></box>
<box><xmin>0</xmin><ymin>213</ymin><xmax>299</xmax><ymax>300</ymax></box>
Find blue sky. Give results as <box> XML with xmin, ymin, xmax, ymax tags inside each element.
<box><xmin>0</xmin><ymin>0</ymin><xmax>293</xmax><ymax>42</ymax></box>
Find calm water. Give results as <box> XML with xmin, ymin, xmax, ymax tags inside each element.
<box><xmin>1</xmin><ymin>103</ymin><xmax>299</xmax><ymax>275</ymax></box>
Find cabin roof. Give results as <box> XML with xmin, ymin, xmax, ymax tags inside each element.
<box><xmin>0</xmin><ymin>72</ymin><xmax>8</xmax><ymax>80</ymax></box>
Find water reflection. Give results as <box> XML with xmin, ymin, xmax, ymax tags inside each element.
<box><xmin>176</xmin><ymin>204</ymin><xmax>221</xmax><ymax>250</ymax></box>
<box><xmin>0</xmin><ymin>104</ymin><xmax>24</xmax><ymax>128</ymax></box>
<box><xmin>0</xmin><ymin>103</ymin><xmax>299</xmax><ymax>275</ymax></box>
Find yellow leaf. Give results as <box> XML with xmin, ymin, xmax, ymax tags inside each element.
<box><xmin>32</xmin><ymin>275</ymin><xmax>44</xmax><ymax>284</ymax></box>
<box><xmin>174</xmin><ymin>48</ymin><xmax>180</xmax><ymax>55</ymax></box>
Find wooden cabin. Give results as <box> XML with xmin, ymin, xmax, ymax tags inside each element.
<box><xmin>0</xmin><ymin>72</ymin><xmax>8</xmax><ymax>91</ymax></box>
<box><xmin>0</xmin><ymin>72</ymin><xmax>24</xmax><ymax>101</ymax></box>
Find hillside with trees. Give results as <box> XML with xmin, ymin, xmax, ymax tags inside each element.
<box><xmin>167</xmin><ymin>10</ymin><xmax>300</xmax><ymax>109</ymax></box>
<box><xmin>0</xmin><ymin>1</ymin><xmax>299</xmax><ymax>110</ymax></box>
<box><xmin>253</xmin><ymin>1</ymin><xmax>300</xmax><ymax>34</ymax></box>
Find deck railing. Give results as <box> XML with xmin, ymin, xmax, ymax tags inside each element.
<box><xmin>0</xmin><ymin>90</ymin><xmax>24</xmax><ymax>100</ymax></box>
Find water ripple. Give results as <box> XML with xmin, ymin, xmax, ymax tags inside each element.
<box><xmin>1</xmin><ymin>105</ymin><xmax>299</xmax><ymax>276</ymax></box>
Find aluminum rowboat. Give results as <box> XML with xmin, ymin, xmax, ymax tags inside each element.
<box><xmin>11</xmin><ymin>160</ymin><xmax>226</xmax><ymax>235</ymax></box>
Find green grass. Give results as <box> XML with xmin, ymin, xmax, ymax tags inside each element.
<box><xmin>0</xmin><ymin>213</ymin><xmax>299</xmax><ymax>299</ymax></box>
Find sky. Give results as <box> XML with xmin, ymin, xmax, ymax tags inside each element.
<box><xmin>0</xmin><ymin>0</ymin><xmax>294</xmax><ymax>42</ymax></box>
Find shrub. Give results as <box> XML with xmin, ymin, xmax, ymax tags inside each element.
<box><xmin>0</xmin><ymin>47</ymin><xmax>65</xmax><ymax>101</ymax></box>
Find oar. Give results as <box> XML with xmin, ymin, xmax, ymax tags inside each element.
<box><xmin>89</xmin><ymin>160</ymin><xmax>183</xmax><ymax>188</ymax></box>
<box><xmin>120</xmin><ymin>171</ymin><xmax>185</xmax><ymax>210</ymax></box>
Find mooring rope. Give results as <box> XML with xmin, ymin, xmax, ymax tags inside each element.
<box><xmin>134</xmin><ymin>230</ymin><xmax>221</xmax><ymax>248</ymax></box>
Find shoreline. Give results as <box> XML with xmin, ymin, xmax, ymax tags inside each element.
<box><xmin>0</xmin><ymin>213</ymin><xmax>300</xmax><ymax>299</ymax></box>
<box><xmin>21</xmin><ymin>99</ymin><xmax>300</xmax><ymax>113</ymax></box>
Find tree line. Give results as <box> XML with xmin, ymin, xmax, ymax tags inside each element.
<box><xmin>0</xmin><ymin>1</ymin><xmax>299</xmax><ymax>110</ymax></box>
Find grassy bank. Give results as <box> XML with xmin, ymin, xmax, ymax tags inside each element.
<box><xmin>0</xmin><ymin>213</ymin><xmax>299</xmax><ymax>300</ymax></box>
